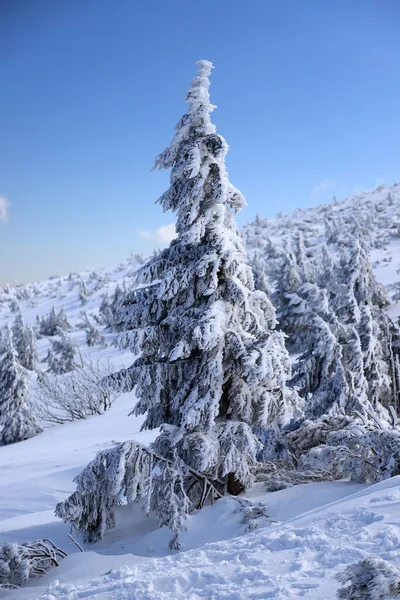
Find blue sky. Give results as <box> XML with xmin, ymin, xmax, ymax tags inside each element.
<box><xmin>1</xmin><ymin>0</ymin><xmax>400</xmax><ymax>283</ymax></box>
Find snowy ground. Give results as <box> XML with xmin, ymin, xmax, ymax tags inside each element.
<box><xmin>2</xmin><ymin>398</ymin><xmax>400</xmax><ymax>600</ymax></box>
<box><xmin>2</xmin><ymin>186</ymin><xmax>400</xmax><ymax>598</ymax></box>
<box><xmin>0</xmin><ymin>383</ymin><xmax>398</xmax><ymax>598</ymax></box>
<box><xmin>39</xmin><ymin>477</ymin><xmax>400</xmax><ymax>599</ymax></box>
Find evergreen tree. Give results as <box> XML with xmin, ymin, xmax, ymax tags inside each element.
<box><xmin>22</xmin><ymin>326</ymin><xmax>37</xmax><ymax>371</ymax></box>
<box><xmin>318</xmin><ymin>244</ymin><xmax>334</xmax><ymax>288</ymax></box>
<box><xmin>79</xmin><ymin>280</ymin><xmax>88</xmax><ymax>305</ymax></box>
<box><xmin>46</xmin><ymin>330</ymin><xmax>78</xmax><ymax>375</ymax></box>
<box><xmin>284</xmin><ymin>281</ymin><xmax>332</xmax><ymax>353</ymax></box>
<box><xmin>333</xmin><ymin>237</ymin><xmax>388</xmax><ymax>325</ymax></box>
<box><xmin>86</xmin><ymin>320</ymin><xmax>106</xmax><ymax>347</ymax></box>
<box><xmin>96</xmin><ymin>286</ymin><xmax>125</xmax><ymax>331</ymax></box>
<box><xmin>109</xmin><ymin>284</ymin><xmax>124</xmax><ymax>330</ymax></box>
<box><xmin>291</xmin><ymin>313</ymin><xmax>349</xmax><ymax>418</ymax></box>
<box><xmin>249</xmin><ymin>250</ymin><xmax>272</xmax><ymax>296</ymax></box>
<box><xmin>99</xmin><ymin>60</ymin><xmax>299</xmax><ymax>516</ymax></box>
<box><xmin>12</xmin><ymin>309</ymin><xmax>26</xmax><ymax>358</ymax></box>
<box><xmin>40</xmin><ymin>306</ymin><xmax>58</xmax><ymax>336</ymax></box>
<box><xmin>12</xmin><ymin>309</ymin><xmax>37</xmax><ymax>371</ymax></box>
<box><xmin>359</xmin><ymin>305</ymin><xmax>392</xmax><ymax>411</ymax></box>
<box><xmin>9</xmin><ymin>299</ymin><xmax>19</xmax><ymax>313</ymax></box>
<box><xmin>334</xmin><ymin>236</ymin><xmax>397</xmax><ymax>418</ymax></box>
<box><xmin>339</xmin><ymin>324</ymin><xmax>371</xmax><ymax>416</ymax></box>
<box><xmin>0</xmin><ymin>327</ymin><xmax>41</xmax><ymax>445</ymax></box>
<box><xmin>39</xmin><ymin>307</ymin><xmax>71</xmax><ymax>337</ymax></box>
<box><xmin>97</xmin><ymin>294</ymin><xmax>113</xmax><ymax>328</ymax></box>
<box><xmin>272</xmin><ymin>242</ymin><xmax>302</xmax><ymax>338</ymax></box>
<box><xmin>292</xmin><ymin>234</ymin><xmax>399</xmax><ymax>423</ymax></box>
<box><xmin>292</xmin><ymin>230</ymin><xmax>313</xmax><ymax>284</ymax></box>
<box><xmin>324</xmin><ymin>210</ymin><xmax>340</xmax><ymax>244</ymax></box>
<box><xmin>243</xmin><ymin>214</ymin><xmax>280</xmax><ymax>291</ymax></box>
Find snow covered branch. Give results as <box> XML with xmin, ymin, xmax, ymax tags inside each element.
<box><xmin>337</xmin><ymin>556</ymin><xmax>400</xmax><ymax>599</ymax></box>
<box><xmin>0</xmin><ymin>539</ymin><xmax>66</xmax><ymax>589</ymax></box>
<box><xmin>55</xmin><ymin>439</ymin><xmax>222</xmax><ymax>548</ymax></box>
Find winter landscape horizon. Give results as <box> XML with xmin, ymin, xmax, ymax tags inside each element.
<box><xmin>3</xmin><ymin>3</ymin><xmax>400</xmax><ymax>599</ymax></box>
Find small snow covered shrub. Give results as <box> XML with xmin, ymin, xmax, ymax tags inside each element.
<box><xmin>337</xmin><ymin>556</ymin><xmax>400</xmax><ymax>599</ymax></box>
<box><xmin>0</xmin><ymin>539</ymin><xmax>66</xmax><ymax>590</ymax></box>
<box><xmin>96</xmin><ymin>285</ymin><xmax>125</xmax><ymax>331</ymax></box>
<box><xmin>76</xmin><ymin>313</ymin><xmax>106</xmax><ymax>347</ymax></box>
<box><xmin>9</xmin><ymin>299</ymin><xmax>19</xmax><ymax>313</ymax></box>
<box><xmin>46</xmin><ymin>329</ymin><xmax>79</xmax><ymax>375</ymax></box>
<box><xmin>85</xmin><ymin>321</ymin><xmax>106</xmax><ymax>347</ymax></box>
<box><xmin>255</xmin><ymin>415</ymin><xmax>400</xmax><ymax>489</ymax></box>
<box><xmin>38</xmin><ymin>307</ymin><xmax>71</xmax><ymax>336</ymax></box>
<box><xmin>36</xmin><ymin>357</ymin><xmax>119</xmax><ymax>424</ymax></box>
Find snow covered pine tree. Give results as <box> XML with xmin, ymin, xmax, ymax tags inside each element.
<box><xmin>113</xmin><ymin>58</ymin><xmax>299</xmax><ymax>489</ymax></box>
<box><xmin>56</xmin><ymin>60</ymin><xmax>299</xmax><ymax>546</ymax></box>
<box><xmin>0</xmin><ymin>326</ymin><xmax>41</xmax><ymax>445</ymax></box>
<box><xmin>46</xmin><ymin>329</ymin><xmax>78</xmax><ymax>375</ymax></box>
<box><xmin>12</xmin><ymin>308</ymin><xmax>38</xmax><ymax>371</ymax></box>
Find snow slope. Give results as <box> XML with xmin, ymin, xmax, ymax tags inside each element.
<box><xmin>245</xmin><ymin>181</ymin><xmax>400</xmax><ymax>315</ymax></box>
<box><xmin>2</xmin><ymin>185</ymin><xmax>400</xmax><ymax>598</ymax></box>
<box><xmin>36</xmin><ymin>477</ymin><xmax>400</xmax><ymax>599</ymax></box>
<box><xmin>2</xmin><ymin>392</ymin><xmax>399</xmax><ymax>600</ymax></box>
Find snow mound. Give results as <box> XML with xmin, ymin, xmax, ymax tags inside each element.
<box><xmin>24</xmin><ymin>478</ymin><xmax>400</xmax><ymax>600</ymax></box>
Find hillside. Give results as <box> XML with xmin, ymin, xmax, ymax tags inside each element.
<box><xmin>244</xmin><ymin>181</ymin><xmax>400</xmax><ymax>315</ymax></box>
<box><xmin>1</xmin><ymin>183</ymin><xmax>400</xmax><ymax>599</ymax></box>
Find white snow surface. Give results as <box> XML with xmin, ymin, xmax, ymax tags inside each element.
<box><xmin>2</xmin><ymin>186</ymin><xmax>400</xmax><ymax>598</ymax></box>
<box><xmin>38</xmin><ymin>477</ymin><xmax>400</xmax><ymax>599</ymax></box>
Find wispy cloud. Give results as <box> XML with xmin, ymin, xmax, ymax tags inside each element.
<box><xmin>140</xmin><ymin>223</ymin><xmax>176</xmax><ymax>245</ymax></box>
<box><xmin>0</xmin><ymin>196</ymin><xmax>9</xmax><ymax>223</ymax></box>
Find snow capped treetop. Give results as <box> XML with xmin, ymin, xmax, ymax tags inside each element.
<box><xmin>186</xmin><ymin>59</ymin><xmax>215</xmax><ymax>111</ymax></box>
<box><xmin>153</xmin><ymin>60</ymin><xmax>217</xmax><ymax>172</ymax></box>
<box><xmin>152</xmin><ymin>59</ymin><xmax>245</xmax><ymax>247</ymax></box>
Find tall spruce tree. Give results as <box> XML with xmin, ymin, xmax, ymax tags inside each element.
<box><xmin>0</xmin><ymin>326</ymin><xmax>41</xmax><ymax>445</ymax></box>
<box><xmin>110</xmin><ymin>60</ymin><xmax>298</xmax><ymax>494</ymax></box>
